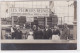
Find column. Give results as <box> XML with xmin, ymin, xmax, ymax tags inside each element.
<box><xmin>73</xmin><ymin>1</ymin><xmax>77</xmax><ymax>40</ymax></box>
<box><xmin>12</xmin><ymin>16</ymin><xmax>14</xmax><ymax>27</ymax></box>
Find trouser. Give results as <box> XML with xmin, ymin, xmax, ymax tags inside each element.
<box><xmin>22</xmin><ymin>33</ymin><xmax>28</xmax><ymax>39</ymax></box>
<box><xmin>12</xmin><ymin>32</ymin><xmax>15</xmax><ymax>39</ymax></box>
<box><xmin>62</xmin><ymin>35</ymin><xmax>69</xmax><ymax>40</ymax></box>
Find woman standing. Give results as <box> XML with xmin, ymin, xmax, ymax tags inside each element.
<box><xmin>52</xmin><ymin>25</ymin><xmax>60</xmax><ymax>40</ymax></box>
<box><xmin>43</xmin><ymin>25</ymin><xmax>52</xmax><ymax>39</ymax></box>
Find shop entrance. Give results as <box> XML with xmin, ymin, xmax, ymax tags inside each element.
<box><xmin>18</xmin><ymin>16</ymin><xmax>26</xmax><ymax>26</ymax></box>
<box><xmin>31</xmin><ymin>17</ymin><xmax>45</xmax><ymax>29</ymax></box>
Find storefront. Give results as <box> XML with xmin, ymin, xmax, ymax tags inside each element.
<box><xmin>7</xmin><ymin>7</ymin><xmax>58</xmax><ymax>29</ymax></box>
<box><xmin>10</xmin><ymin>8</ymin><xmax>49</xmax><ymax>28</ymax></box>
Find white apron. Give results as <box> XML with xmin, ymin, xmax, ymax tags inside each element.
<box><xmin>27</xmin><ymin>31</ymin><xmax>33</xmax><ymax>40</ymax></box>
<box><xmin>27</xmin><ymin>35</ymin><xmax>33</xmax><ymax>40</ymax></box>
<box><xmin>52</xmin><ymin>35</ymin><xmax>60</xmax><ymax>40</ymax></box>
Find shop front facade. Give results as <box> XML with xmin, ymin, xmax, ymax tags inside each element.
<box><xmin>10</xmin><ymin>7</ymin><xmax>58</xmax><ymax>29</ymax></box>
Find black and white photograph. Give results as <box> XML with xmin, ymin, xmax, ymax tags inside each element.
<box><xmin>0</xmin><ymin>0</ymin><xmax>77</xmax><ymax>50</ymax></box>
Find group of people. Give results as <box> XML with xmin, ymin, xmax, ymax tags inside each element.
<box><xmin>33</xmin><ymin>24</ymin><xmax>70</xmax><ymax>40</ymax></box>
<box><xmin>5</xmin><ymin>23</ymin><xmax>70</xmax><ymax>40</ymax></box>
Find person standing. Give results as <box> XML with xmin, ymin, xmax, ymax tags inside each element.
<box><xmin>33</xmin><ymin>25</ymin><xmax>37</xmax><ymax>39</ymax></box>
<box><xmin>62</xmin><ymin>23</ymin><xmax>70</xmax><ymax>40</ymax></box>
<box><xmin>11</xmin><ymin>25</ymin><xmax>17</xmax><ymax>39</ymax></box>
<box><xmin>34</xmin><ymin>27</ymin><xmax>43</xmax><ymax>39</ymax></box>
<box><xmin>22</xmin><ymin>28</ymin><xmax>28</xmax><ymax>39</ymax></box>
<box><xmin>15</xmin><ymin>27</ymin><xmax>22</xmax><ymax>39</ymax></box>
<box><xmin>52</xmin><ymin>25</ymin><xmax>60</xmax><ymax>40</ymax></box>
<box><xmin>27</xmin><ymin>29</ymin><xmax>34</xmax><ymax>40</ymax></box>
<box><xmin>43</xmin><ymin>25</ymin><xmax>52</xmax><ymax>39</ymax></box>
<box><xmin>5</xmin><ymin>30</ymin><xmax>11</xmax><ymax>39</ymax></box>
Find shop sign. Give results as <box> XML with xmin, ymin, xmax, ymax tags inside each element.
<box><xmin>26</xmin><ymin>18</ymin><xmax>34</xmax><ymax>22</ymax></box>
<box><xmin>10</xmin><ymin>7</ymin><xmax>49</xmax><ymax>17</ymax></box>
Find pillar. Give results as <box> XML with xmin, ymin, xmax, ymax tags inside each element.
<box><xmin>12</xmin><ymin>16</ymin><xmax>14</xmax><ymax>27</ymax></box>
<box><xmin>73</xmin><ymin>1</ymin><xmax>77</xmax><ymax>40</ymax></box>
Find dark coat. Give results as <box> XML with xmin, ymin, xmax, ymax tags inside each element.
<box><xmin>12</xmin><ymin>27</ymin><xmax>17</xmax><ymax>39</ymax></box>
<box><xmin>33</xmin><ymin>29</ymin><xmax>43</xmax><ymax>39</ymax></box>
<box><xmin>33</xmin><ymin>30</ymin><xmax>37</xmax><ymax>39</ymax></box>
<box><xmin>15</xmin><ymin>30</ymin><xmax>22</xmax><ymax>39</ymax></box>
<box><xmin>61</xmin><ymin>27</ymin><xmax>70</xmax><ymax>40</ymax></box>
<box><xmin>34</xmin><ymin>30</ymin><xmax>43</xmax><ymax>39</ymax></box>
<box><xmin>52</xmin><ymin>29</ymin><xmax>60</xmax><ymax>35</ymax></box>
<box><xmin>43</xmin><ymin>29</ymin><xmax>52</xmax><ymax>39</ymax></box>
<box><xmin>12</xmin><ymin>28</ymin><xmax>17</xmax><ymax>39</ymax></box>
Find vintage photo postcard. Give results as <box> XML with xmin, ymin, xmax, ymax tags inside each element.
<box><xmin>0</xmin><ymin>0</ymin><xmax>77</xmax><ymax>50</ymax></box>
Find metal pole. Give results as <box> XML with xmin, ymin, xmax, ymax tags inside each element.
<box><xmin>12</xmin><ymin>16</ymin><xmax>14</xmax><ymax>27</ymax></box>
<box><xmin>12</xmin><ymin>2</ymin><xmax>15</xmax><ymax>27</ymax></box>
<box><xmin>45</xmin><ymin>17</ymin><xmax>47</xmax><ymax>27</ymax></box>
<box><xmin>61</xmin><ymin>17</ymin><xmax>62</xmax><ymax>26</ymax></box>
<box><xmin>66</xmin><ymin>0</ymin><xmax>69</xmax><ymax>23</ymax></box>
